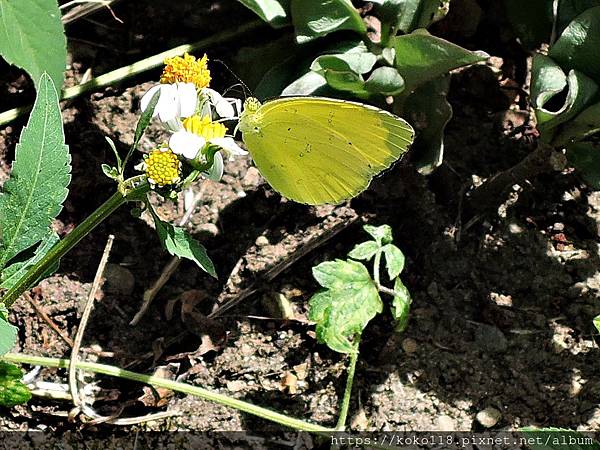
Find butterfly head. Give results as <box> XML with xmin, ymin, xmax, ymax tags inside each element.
<box><xmin>238</xmin><ymin>97</ymin><xmax>263</xmax><ymax>134</ymax></box>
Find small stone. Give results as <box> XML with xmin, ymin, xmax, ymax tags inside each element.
<box><xmin>198</xmin><ymin>223</ymin><xmax>219</xmax><ymax>237</ymax></box>
<box><xmin>350</xmin><ymin>408</ymin><xmax>369</xmax><ymax>430</ymax></box>
<box><xmin>242</xmin><ymin>167</ymin><xmax>262</xmax><ymax>187</ymax></box>
<box><xmin>255</xmin><ymin>235</ymin><xmax>269</xmax><ymax>247</ymax></box>
<box><xmin>553</xmin><ymin>222</ymin><xmax>565</xmax><ymax>232</ymax></box>
<box><xmin>476</xmin><ymin>407</ymin><xmax>501</xmax><ymax>428</ymax></box>
<box><xmin>435</xmin><ymin>415</ymin><xmax>456</xmax><ymax>431</ymax></box>
<box><xmin>401</xmin><ymin>338</ymin><xmax>418</xmax><ymax>354</ymax></box>
<box><xmin>475</xmin><ymin>324</ymin><xmax>508</xmax><ymax>353</ymax></box>
<box><xmin>226</xmin><ymin>380</ymin><xmax>245</xmax><ymax>392</ymax></box>
<box><xmin>508</xmin><ymin>223</ymin><xmax>523</xmax><ymax>234</ymax></box>
<box><xmin>104</xmin><ymin>264</ymin><xmax>135</xmax><ymax>295</ymax></box>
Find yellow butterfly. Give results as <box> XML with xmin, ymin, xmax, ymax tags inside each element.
<box><xmin>238</xmin><ymin>97</ymin><xmax>414</xmax><ymax>205</ymax></box>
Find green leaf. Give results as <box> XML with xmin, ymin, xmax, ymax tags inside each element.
<box><xmin>282</xmin><ymin>71</ymin><xmax>329</xmax><ymax>96</ymax></box>
<box><xmin>364</xmin><ymin>66</ymin><xmax>405</xmax><ymax>95</ymax></box>
<box><xmin>150</xmin><ymin>208</ymin><xmax>216</xmax><ymax>278</ymax></box>
<box><xmin>348</xmin><ymin>241</ymin><xmax>380</xmax><ymax>261</ymax></box>
<box><xmin>372</xmin><ymin>0</ymin><xmax>450</xmax><ymax>34</ymax></box>
<box><xmin>567</xmin><ymin>141</ymin><xmax>600</xmax><ymax>189</ymax></box>
<box><xmin>553</xmin><ymin>101</ymin><xmax>600</xmax><ymax>146</ymax></box>
<box><xmin>363</xmin><ymin>224</ymin><xmax>393</xmax><ymax>245</ymax></box>
<box><xmin>557</xmin><ymin>1</ymin><xmax>600</xmax><ymax>38</ymax></box>
<box><xmin>0</xmin><ymin>305</ymin><xmax>17</xmax><ymax>356</ymax></box>
<box><xmin>291</xmin><ymin>0</ymin><xmax>367</xmax><ymax>44</ymax></box>
<box><xmin>133</xmin><ymin>89</ymin><xmax>160</xmax><ymax>151</ymax></box>
<box><xmin>311</xmin><ymin>51</ymin><xmax>377</xmax><ymax>75</ymax></box>
<box><xmin>503</xmin><ymin>0</ymin><xmax>553</xmax><ymax>48</ymax></box>
<box><xmin>521</xmin><ymin>427</ymin><xmax>600</xmax><ymax>450</ymax></box>
<box><xmin>101</xmin><ymin>164</ymin><xmax>119</xmax><ymax>180</ymax></box>
<box><xmin>393</xmin><ymin>29</ymin><xmax>487</xmax><ymax>94</ymax></box>
<box><xmin>0</xmin><ymin>362</ymin><xmax>31</xmax><ymax>407</ymax></box>
<box><xmin>594</xmin><ymin>314</ymin><xmax>600</xmax><ymax>334</ymax></box>
<box><xmin>0</xmin><ymin>231</ymin><xmax>59</xmax><ymax>290</ymax></box>
<box><xmin>309</xmin><ymin>259</ymin><xmax>382</xmax><ymax>354</ymax></box>
<box><xmin>105</xmin><ymin>136</ymin><xmax>122</xmax><ymax>172</ymax></box>
<box><xmin>0</xmin><ymin>73</ymin><xmax>70</xmax><ymax>271</ymax></box>
<box><xmin>0</xmin><ymin>0</ymin><xmax>66</xmax><ymax>90</ymax></box>
<box><xmin>391</xmin><ymin>277</ymin><xmax>411</xmax><ymax>332</ymax></box>
<box><xmin>382</xmin><ymin>244</ymin><xmax>405</xmax><ymax>279</ymax></box>
<box><xmin>550</xmin><ymin>6</ymin><xmax>600</xmax><ymax>83</ymax></box>
<box><xmin>531</xmin><ymin>54</ymin><xmax>598</xmax><ymax>134</ymax></box>
<box><xmin>402</xmin><ymin>75</ymin><xmax>452</xmax><ymax>174</ymax></box>
<box><xmin>238</xmin><ymin>0</ymin><xmax>291</xmax><ymax>27</ymax></box>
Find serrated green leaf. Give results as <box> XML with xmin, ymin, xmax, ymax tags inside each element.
<box><xmin>150</xmin><ymin>208</ymin><xmax>216</xmax><ymax>278</ymax></box>
<box><xmin>0</xmin><ymin>305</ymin><xmax>17</xmax><ymax>356</ymax></box>
<box><xmin>309</xmin><ymin>259</ymin><xmax>382</xmax><ymax>354</ymax></box>
<box><xmin>0</xmin><ymin>73</ymin><xmax>70</xmax><ymax>272</ymax></box>
<box><xmin>0</xmin><ymin>231</ymin><xmax>59</xmax><ymax>290</ymax></box>
<box><xmin>238</xmin><ymin>0</ymin><xmax>291</xmax><ymax>27</ymax></box>
<box><xmin>567</xmin><ymin>142</ymin><xmax>600</xmax><ymax>189</ymax></box>
<box><xmin>363</xmin><ymin>224</ymin><xmax>393</xmax><ymax>245</ymax></box>
<box><xmin>0</xmin><ymin>362</ymin><xmax>31</xmax><ymax>407</ymax></box>
<box><xmin>391</xmin><ymin>277</ymin><xmax>411</xmax><ymax>332</ymax></box>
<box><xmin>594</xmin><ymin>314</ymin><xmax>600</xmax><ymax>334</ymax></box>
<box><xmin>393</xmin><ymin>29</ymin><xmax>487</xmax><ymax>94</ymax></box>
<box><xmin>364</xmin><ymin>66</ymin><xmax>405</xmax><ymax>95</ymax></box>
<box><xmin>348</xmin><ymin>241</ymin><xmax>380</xmax><ymax>261</ymax></box>
<box><xmin>550</xmin><ymin>6</ymin><xmax>600</xmax><ymax>83</ymax></box>
<box><xmin>403</xmin><ymin>75</ymin><xmax>452</xmax><ymax>174</ymax></box>
<box><xmin>521</xmin><ymin>427</ymin><xmax>600</xmax><ymax>450</ymax></box>
<box><xmin>291</xmin><ymin>0</ymin><xmax>367</xmax><ymax>44</ymax></box>
<box><xmin>0</xmin><ymin>0</ymin><xmax>66</xmax><ymax>90</ymax></box>
<box><xmin>382</xmin><ymin>244</ymin><xmax>405</xmax><ymax>279</ymax></box>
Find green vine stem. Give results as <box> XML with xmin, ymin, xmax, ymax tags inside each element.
<box><xmin>1</xmin><ymin>353</ymin><xmax>334</xmax><ymax>433</ymax></box>
<box><xmin>336</xmin><ymin>343</ymin><xmax>360</xmax><ymax>431</ymax></box>
<box><xmin>1</xmin><ymin>182</ymin><xmax>150</xmax><ymax>308</ymax></box>
<box><xmin>0</xmin><ymin>20</ymin><xmax>265</xmax><ymax>126</ymax></box>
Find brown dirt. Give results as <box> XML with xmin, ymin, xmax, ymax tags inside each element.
<box><xmin>1</xmin><ymin>0</ymin><xmax>600</xmax><ymax>447</ymax></box>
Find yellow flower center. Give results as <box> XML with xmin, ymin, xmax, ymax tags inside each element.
<box><xmin>160</xmin><ymin>53</ymin><xmax>211</xmax><ymax>89</ymax></box>
<box><xmin>182</xmin><ymin>115</ymin><xmax>227</xmax><ymax>140</ymax></box>
<box><xmin>145</xmin><ymin>148</ymin><xmax>181</xmax><ymax>187</ymax></box>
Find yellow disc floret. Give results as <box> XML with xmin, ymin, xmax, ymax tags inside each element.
<box><xmin>160</xmin><ymin>53</ymin><xmax>211</xmax><ymax>89</ymax></box>
<box><xmin>145</xmin><ymin>148</ymin><xmax>181</xmax><ymax>187</ymax></box>
<box><xmin>182</xmin><ymin>115</ymin><xmax>227</xmax><ymax>140</ymax></box>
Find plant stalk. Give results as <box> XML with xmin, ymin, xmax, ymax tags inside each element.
<box><xmin>336</xmin><ymin>340</ymin><xmax>360</xmax><ymax>431</ymax></box>
<box><xmin>1</xmin><ymin>182</ymin><xmax>149</xmax><ymax>308</ymax></box>
<box><xmin>2</xmin><ymin>353</ymin><xmax>334</xmax><ymax>433</ymax></box>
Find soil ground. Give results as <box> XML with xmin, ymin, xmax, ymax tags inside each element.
<box><xmin>1</xmin><ymin>0</ymin><xmax>600</xmax><ymax>448</ymax></box>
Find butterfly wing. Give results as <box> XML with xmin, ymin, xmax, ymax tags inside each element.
<box><xmin>242</xmin><ymin>97</ymin><xmax>414</xmax><ymax>205</ymax></box>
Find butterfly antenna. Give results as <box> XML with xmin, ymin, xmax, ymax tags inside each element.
<box><xmin>213</xmin><ymin>59</ymin><xmax>254</xmax><ymax>99</ymax></box>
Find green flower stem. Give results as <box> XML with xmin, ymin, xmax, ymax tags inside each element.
<box><xmin>1</xmin><ymin>182</ymin><xmax>150</xmax><ymax>308</ymax></box>
<box><xmin>336</xmin><ymin>340</ymin><xmax>360</xmax><ymax>431</ymax></box>
<box><xmin>0</xmin><ymin>20</ymin><xmax>265</xmax><ymax>126</ymax></box>
<box><xmin>1</xmin><ymin>352</ymin><xmax>334</xmax><ymax>433</ymax></box>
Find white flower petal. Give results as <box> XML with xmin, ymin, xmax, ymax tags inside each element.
<box><xmin>204</xmin><ymin>151</ymin><xmax>224</xmax><ymax>181</ymax></box>
<box><xmin>210</xmin><ymin>137</ymin><xmax>247</xmax><ymax>158</ymax></box>
<box><xmin>165</xmin><ymin>118</ymin><xmax>183</xmax><ymax>132</ymax></box>
<box><xmin>156</xmin><ymin>84</ymin><xmax>179</xmax><ymax>123</ymax></box>
<box><xmin>169</xmin><ymin>131</ymin><xmax>205</xmax><ymax>160</ymax></box>
<box><xmin>204</xmin><ymin>88</ymin><xmax>236</xmax><ymax>118</ymax></box>
<box><xmin>176</xmin><ymin>82</ymin><xmax>198</xmax><ymax>118</ymax></box>
<box><xmin>140</xmin><ymin>85</ymin><xmax>162</xmax><ymax>117</ymax></box>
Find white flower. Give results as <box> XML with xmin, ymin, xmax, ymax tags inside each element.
<box><xmin>169</xmin><ymin>131</ymin><xmax>246</xmax><ymax>161</ymax></box>
<box><xmin>140</xmin><ymin>82</ymin><xmax>197</xmax><ymax>131</ymax></box>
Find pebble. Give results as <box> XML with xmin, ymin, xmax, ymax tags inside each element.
<box><xmin>401</xmin><ymin>338</ymin><xmax>418</xmax><ymax>354</ymax></box>
<box><xmin>198</xmin><ymin>223</ymin><xmax>219</xmax><ymax>237</ymax></box>
<box><xmin>242</xmin><ymin>167</ymin><xmax>262</xmax><ymax>187</ymax></box>
<box><xmin>476</xmin><ymin>407</ymin><xmax>501</xmax><ymax>428</ymax></box>
<box><xmin>436</xmin><ymin>415</ymin><xmax>456</xmax><ymax>431</ymax></box>
<box><xmin>226</xmin><ymin>380</ymin><xmax>246</xmax><ymax>392</ymax></box>
<box><xmin>553</xmin><ymin>222</ymin><xmax>565</xmax><ymax>232</ymax></box>
<box><xmin>255</xmin><ymin>235</ymin><xmax>269</xmax><ymax>247</ymax></box>
<box><xmin>475</xmin><ymin>324</ymin><xmax>508</xmax><ymax>353</ymax></box>
<box><xmin>103</xmin><ymin>264</ymin><xmax>135</xmax><ymax>295</ymax></box>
